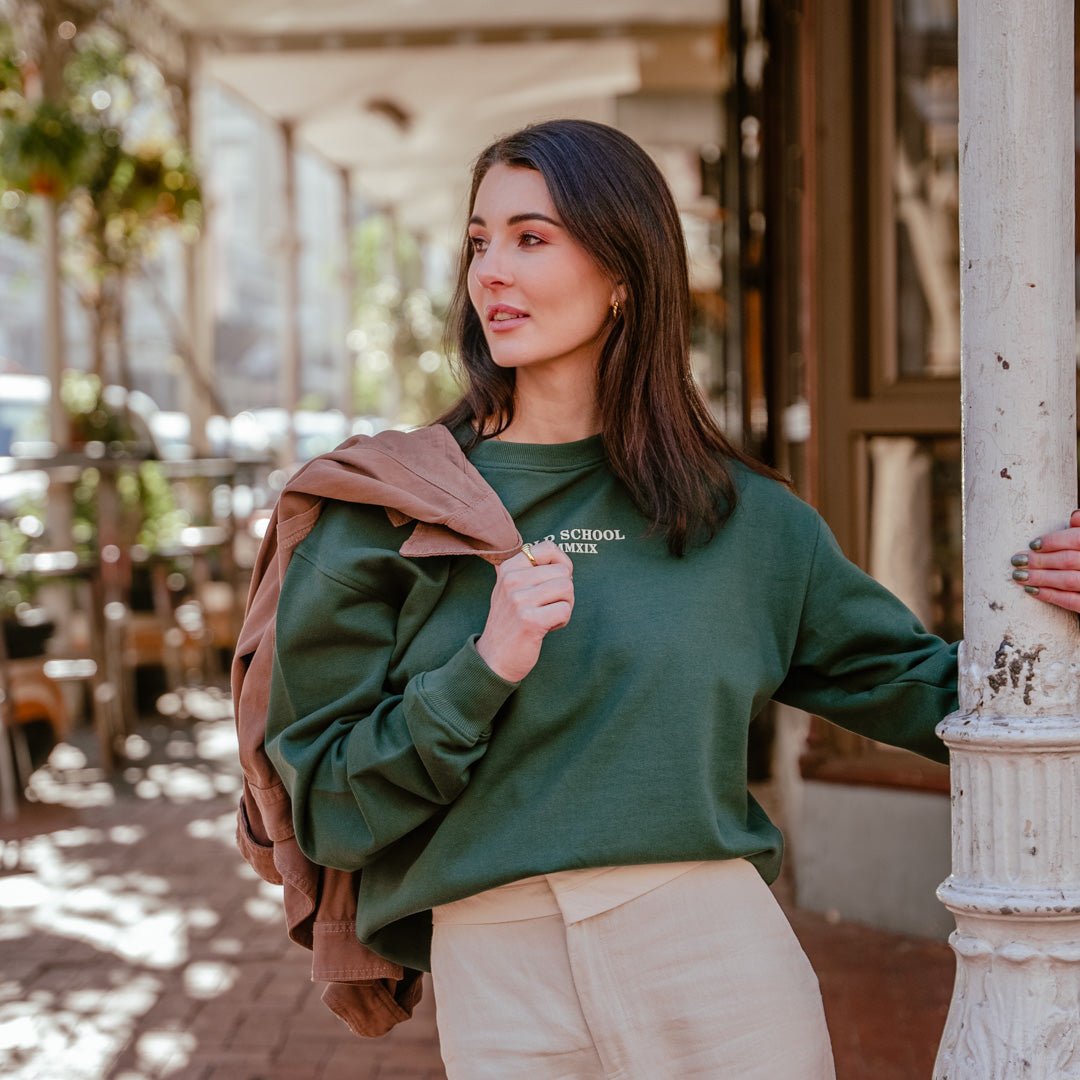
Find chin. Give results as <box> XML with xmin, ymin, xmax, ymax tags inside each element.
<box><xmin>486</xmin><ymin>347</ymin><xmax>536</xmax><ymax>370</ymax></box>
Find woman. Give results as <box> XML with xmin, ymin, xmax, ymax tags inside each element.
<box><xmin>265</xmin><ymin>119</ymin><xmax>1080</xmax><ymax>1078</ymax></box>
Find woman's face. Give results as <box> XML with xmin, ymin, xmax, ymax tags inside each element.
<box><xmin>467</xmin><ymin>163</ymin><xmax>618</xmax><ymax>379</ymax></box>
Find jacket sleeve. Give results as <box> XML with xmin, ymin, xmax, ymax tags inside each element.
<box><xmin>265</xmin><ymin>546</ymin><xmax>518</xmax><ymax>871</ymax></box>
<box><xmin>773</xmin><ymin>514</ymin><xmax>958</xmax><ymax>764</ymax></box>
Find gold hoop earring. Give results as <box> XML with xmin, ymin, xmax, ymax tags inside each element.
<box><xmin>611</xmin><ymin>299</ymin><xmax>621</xmax><ymax>320</ymax></box>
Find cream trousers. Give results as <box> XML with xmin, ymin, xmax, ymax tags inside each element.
<box><xmin>430</xmin><ymin>859</ymin><xmax>836</xmax><ymax>1080</ymax></box>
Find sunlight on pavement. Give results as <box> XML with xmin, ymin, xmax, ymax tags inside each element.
<box><xmin>109</xmin><ymin>825</ymin><xmax>146</xmax><ymax>845</ymax></box>
<box><xmin>134</xmin><ymin>1029</ymin><xmax>197</xmax><ymax>1073</ymax></box>
<box><xmin>0</xmin><ymin>704</ymin><xmax>447</xmax><ymax>1079</ymax></box>
<box><xmin>182</xmin><ymin>960</ymin><xmax>239</xmax><ymax>999</ymax></box>
<box><xmin>209</xmin><ymin>936</ymin><xmax>244</xmax><ymax>957</ymax></box>
<box><xmin>0</xmin><ymin>874</ymin><xmax>50</xmax><ymax>907</ymax></box>
<box><xmin>0</xmin><ymin>972</ymin><xmax>165</xmax><ymax>1080</ymax></box>
<box><xmin>0</xmin><ymin>836</ymin><xmax>189</xmax><ymax>966</ymax></box>
<box><xmin>185</xmin><ymin>813</ymin><xmax>237</xmax><ymax>844</ymax></box>
<box><xmin>28</xmin><ymin>744</ymin><xmax>117</xmax><ymax>809</ymax></box>
<box><xmin>184</xmin><ymin>905</ymin><xmax>221</xmax><ymax>930</ymax></box>
<box><xmin>243</xmin><ymin>893</ymin><xmax>282</xmax><ymax>923</ymax></box>
<box><xmin>0</xmin><ymin>714</ymin><xmax>271</xmax><ymax>1079</ymax></box>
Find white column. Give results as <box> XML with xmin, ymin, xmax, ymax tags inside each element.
<box><xmin>935</xmin><ymin>4</ymin><xmax>1080</xmax><ymax>1078</ymax></box>
<box><xmin>180</xmin><ymin>36</ymin><xmax>214</xmax><ymax>457</ymax></box>
<box><xmin>28</xmin><ymin>3</ymin><xmax>67</xmax><ymax>450</ymax></box>
<box><xmin>42</xmin><ymin>197</ymin><xmax>66</xmax><ymax>448</ymax></box>
<box><xmin>340</xmin><ymin>166</ymin><xmax>356</xmax><ymax>425</ymax></box>
<box><xmin>280</xmin><ymin>120</ymin><xmax>301</xmax><ymax>469</ymax></box>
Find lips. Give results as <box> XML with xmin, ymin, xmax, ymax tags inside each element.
<box><xmin>486</xmin><ymin>304</ymin><xmax>529</xmax><ymax>330</ymax></box>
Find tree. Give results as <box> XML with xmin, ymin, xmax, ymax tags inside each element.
<box><xmin>0</xmin><ymin>9</ymin><xmax>201</xmax><ymax>388</ymax></box>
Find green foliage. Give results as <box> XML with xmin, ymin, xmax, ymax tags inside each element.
<box><xmin>127</xmin><ymin>460</ymin><xmax>187</xmax><ymax>553</ymax></box>
<box><xmin>61</xmin><ymin>369</ymin><xmax>136</xmax><ymax>447</ymax></box>
<box><xmin>0</xmin><ymin>448</ymin><xmax>186</xmax><ymax>615</ymax></box>
<box><xmin>61</xmin><ymin>460</ymin><xmax>184</xmax><ymax>562</ymax></box>
<box><xmin>68</xmin><ymin>140</ymin><xmax>201</xmax><ymax>282</ymax></box>
<box><xmin>0</xmin><ymin>20</ymin><xmax>202</xmax><ymax>282</ymax></box>
<box><xmin>62</xmin><ymin>28</ymin><xmax>127</xmax><ymax>94</ymax></box>
<box><xmin>0</xmin><ymin>99</ymin><xmax>98</xmax><ymax>197</ymax></box>
<box><xmin>0</xmin><ymin>20</ymin><xmax>23</xmax><ymax>111</ymax></box>
<box><xmin>56</xmin><ymin>371</ymin><xmax>183</xmax><ymax>551</ymax></box>
<box><xmin>0</xmin><ymin>511</ymin><xmax>33</xmax><ymax>612</ymax></box>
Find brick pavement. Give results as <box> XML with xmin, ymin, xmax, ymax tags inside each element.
<box><xmin>0</xmin><ymin>700</ymin><xmax>952</xmax><ymax>1079</ymax></box>
<box><xmin>791</xmin><ymin>905</ymin><xmax>953</xmax><ymax>1079</ymax></box>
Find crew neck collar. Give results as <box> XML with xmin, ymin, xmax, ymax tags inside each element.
<box><xmin>466</xmin><ymin>431</ymin><xmax>607</xmax><ymax>469</ymax></box>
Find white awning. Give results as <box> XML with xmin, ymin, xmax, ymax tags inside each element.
<box><xmin>205</xmin><ymin>40</ymin><xmax>641</xmax><ymax>234</ymax></box>
<box><xmin>165</xmin><ymin>0</ymin><xmax>725</xmax><ymax>36</ymax></box>
<box><xmin>147</xmin><ymin>0</ymin><xmax>726</xmax><ymax>234</ymax></box>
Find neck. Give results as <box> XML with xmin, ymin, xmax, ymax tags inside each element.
<box><xmin>496</xmin><ymin>364</ymin><xmax>601</xmax><ymax>444</ymax></box>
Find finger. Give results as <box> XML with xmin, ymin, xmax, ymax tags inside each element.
<box><xmin>515</xmin><ymin>577</ymin><xmax>575</xmax><ymax>613</ymax></box>
<box><xmin>504</xmin><ymin>594</ymin><xmax>574</xmax><ymax>636</ymax></box>
<box><xmin>1013</xmin><ymin>549</ymin><xmax>1080</xmax><ymax>571</ymax></box>
<box><xmin>1022</xmin><ymin>584</ymin><xmax>1080</xmax><ymax>614</ymax></box>
<box><xmin>532</xmin><ymin>598</ymin><xmax>573</xmax><ymax>631</ymax></box>
<box><xmin>1029</xmin><ymin>518</ymin><xmax>1080</xmax><ymax>553</ymax></box>
<box><xmin>500</xmin><ymin>549</ymin><xmax>537</xmax><ymax>575</ymax></box>
<box><xmin>499</xmin><ymin>561</ymin><xmax>571</xmax><ymax>588</ymax></box>
<box><xmin>525</xmin><ymin>540</ymin><xmax>574</xmax><ymax>571</ymax></box>
<box><xmin>1011</xmin><ymin>568</ymin><xmax>1080</xmax><ymax>592</ymax></box>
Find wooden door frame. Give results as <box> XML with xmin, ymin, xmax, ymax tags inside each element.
<box><xmin>797</xmin><ymin>0</ymin><xmax>957</xmax><ymax>792</ymax></box>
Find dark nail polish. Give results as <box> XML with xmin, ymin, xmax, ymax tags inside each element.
<box><xmin>1030</xmin><ymin>538</ymin><xmax>1043</xmax><ymax>551</ymax></box>
<box><xmin>1024</xmin><ymin>585</ymin><xmax>1040</xmax><ymax>595</ymax></box>
<box><xmin>1011</xmin><ymin>554</ymin><xmax>1029</xmax><ymax>567</ymax></box>
<box><xmin>1012</xmin><ymin>569</ymin><xmax>1029</xmax><ymax>582</ymax></box>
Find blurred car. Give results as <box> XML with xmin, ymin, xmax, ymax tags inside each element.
<box><xmin>0</xmin><ymin>373</ymin><xmax>51</xmax><ymax>458</ymax></box>
<box><xmin>0</xmin><ymin>374</ymin><xmax>52</xmax><ymax>515</ymax></box>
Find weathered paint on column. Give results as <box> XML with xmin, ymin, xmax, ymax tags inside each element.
<box><xmin>280</xmin><ymin>120</ymin><xmax>302</xmax><ymax>469</ymax></box>
<box><xmin>935</xmin><ymin>3</ymin><xmax>1080</xmax><ymax>1077</ymax></box>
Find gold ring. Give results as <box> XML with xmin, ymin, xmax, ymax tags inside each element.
<box><xmin>520</xmin><ymin>542</ymin><xmax>538</xmax><ymax>566</ymax></box>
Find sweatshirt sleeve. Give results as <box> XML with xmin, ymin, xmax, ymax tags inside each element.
<box><xmin>773</xmin><ymin>514</ymin><xmax>958</xmax><ymax>763</ymax></box>
<box><xmin>265</xmin><ymin>546</ymin><xmax>519</xmax><ymax>871</ymax></box>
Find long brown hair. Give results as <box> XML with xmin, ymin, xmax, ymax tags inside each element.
<box><xmin>437</xmin><ymin>118</ymin><xmax>785</xmax><ymax>556</ymax></box>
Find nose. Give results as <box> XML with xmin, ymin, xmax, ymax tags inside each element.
<box><xmin>473</xmin><ymin>241</ymin><xmax>513</xmax><ymax>288</ymax></box>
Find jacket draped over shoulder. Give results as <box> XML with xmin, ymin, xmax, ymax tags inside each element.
<box><xmin>230</xmin><ymin>424</ymin><xmax>521</xmax><ymax>1036</ymax></box>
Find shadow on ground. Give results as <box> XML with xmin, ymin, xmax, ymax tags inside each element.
<box><xmin>0</xmin><ymin>691</ymin><xmax>445</xmax><ymax>1080</ymax></box>
<box><xmin>1</xmin><ymin>693</ymin><xmax>951</xmax><ymax>1079</ymax></box>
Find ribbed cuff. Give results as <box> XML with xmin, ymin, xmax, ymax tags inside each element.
<box><xmin>415</xmin><ymin>636</ymin><xmax>520</xmax><ymax>741</ymax></box>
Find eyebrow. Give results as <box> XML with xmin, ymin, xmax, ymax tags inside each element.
<box><xmin>468</xmin><ymin>212</ymin><xmax>563</xmax><ymax>228</ymax></box>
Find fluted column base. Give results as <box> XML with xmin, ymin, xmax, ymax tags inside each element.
<box><xmin>935</xmin><ymin>711</ymin><xmax>1080</xmax><ymax>1079</ymax></box>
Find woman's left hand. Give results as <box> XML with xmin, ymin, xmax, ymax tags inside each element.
<box><xmin>1011</xmin><ymin>509</ymin><xmax>1080</xmax><ymax>613</ymax></box>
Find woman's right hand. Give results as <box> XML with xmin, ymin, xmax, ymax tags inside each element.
<box><xmin>475</xmin><ymin>541</ymin><xmax>574</xmax><ymax>683</ymax></box>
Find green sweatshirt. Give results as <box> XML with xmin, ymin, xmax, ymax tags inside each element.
<box><xmin>265</xmin><ymin>434</ymin><xmax>957</xmax><ymax>971</ymax></box>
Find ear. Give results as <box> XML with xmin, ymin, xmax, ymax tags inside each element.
<box><xmin>611</xmin><ymin>282</ymin><xmax>627</xmax><ymax>307</ymax></box>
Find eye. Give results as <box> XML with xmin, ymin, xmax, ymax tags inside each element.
<box><xmin>468</xmin><ymin>234</ymin><xmax>488</xmax><ymax>253</ymax></box>
<box><xmin>519</xmin><ymin>232</ymin><xmax>545</xmax><ymax>248</ymax></box>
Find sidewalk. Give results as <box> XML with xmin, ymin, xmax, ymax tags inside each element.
<box><xmin>0</xmin><ymin>701</ymin><xmax>952</xmax><ymax>1080</ymax></box>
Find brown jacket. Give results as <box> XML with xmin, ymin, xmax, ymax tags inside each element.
<box><xmin>231</xmin><ymin>424</ymin><xmax>521</xmax><ymax>1036</ymax></box>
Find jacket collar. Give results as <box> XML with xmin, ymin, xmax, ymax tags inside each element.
<box><xmin>277</xmin><ymin>423</ymin><xmax>522</xmax><ymax>563</ymax></box>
